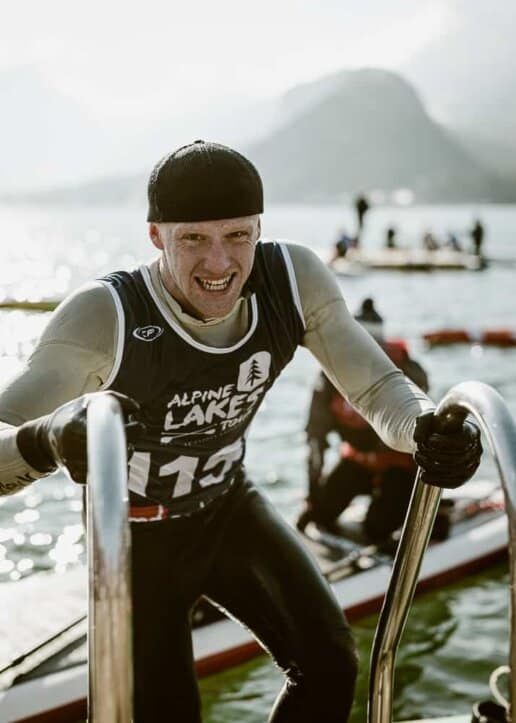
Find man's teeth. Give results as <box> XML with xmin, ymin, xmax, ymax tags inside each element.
<box><xmin>199</xmin><ymin>275</ymin><xmax>232</xmax><ymax>291</ymax></box>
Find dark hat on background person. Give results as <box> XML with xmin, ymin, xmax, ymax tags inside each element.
<box><xmin>147</xmin><ymin>140</ymin><xmax>263</xmax><ymax>223</ymax></box>
<box><xmin>354</xmin><ymin>297</ymin><xmax>384</xmax><ymax>341</ymax></box>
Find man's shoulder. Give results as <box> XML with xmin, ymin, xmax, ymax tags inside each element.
<box><xmin>39</xmin><ymin>281</ymin><xmax>118</xmax><ymax>347</ymax></box>
<box><xmin>55</xmin><ymin>281</ymin><xmax>116</xmax><ymax>317</ymax></box>
<box><xmin>260</xmin><ymin>239</ymin><xmax>322</xmax><ymax>269</ymax></box>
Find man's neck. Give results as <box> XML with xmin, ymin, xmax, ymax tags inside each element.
<box><xmin>148</xmin><ymin>259</ymin><xmax>248</xmax><ymax>346</ymax></box>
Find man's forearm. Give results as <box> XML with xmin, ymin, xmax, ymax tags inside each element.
<box><xmin>286</xmin><ymin>243</ymin><xmax>434</xmax><ymax>452</ymax></box>
<box><xmin>0</xmin><ymin>421</ymin><xmax>46</xmax><ymax>495</ymax></box>
<box><xmin>351</xmin><ymin>371</ymin><xmax>433</xmax><ymax>453</ymax></box>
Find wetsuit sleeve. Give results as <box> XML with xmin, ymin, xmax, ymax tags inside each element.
<box><xmin>305</xmin><ymin>373</ymin><xmax>334</xmax><ymax>494</ymax></box>
<box><xmin>286</xmin><ymin>243</ymin><xmax>434</xmax><ymax>453</ymax></box>
<box><xmin>0</xmin><ymin>283</ymin><xmax>118</xmax><ymax>494</ymax></box>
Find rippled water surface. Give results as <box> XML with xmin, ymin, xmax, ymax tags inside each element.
<box><xmin>200</xmin><ymin>563</ymin><xmax>510</xmax><ymax>722</ymax></box>
<box><xmin>0</xmin><ymin>201</ymin><xmax>514</xmax><ymax>719</ymax></box>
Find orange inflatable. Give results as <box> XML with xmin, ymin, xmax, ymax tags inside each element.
<box><xmin>423</xmin><ymin>329</ymin><xmax>516</xmax><ymax>347</ymax></box>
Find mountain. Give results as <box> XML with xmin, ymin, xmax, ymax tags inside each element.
<box><xmin>247</xmin><ymin>69</ymin><xmax>502</xmax><ymax>203</ymax></box>
<box><xmin>2</xmin><ymin>174</ymin><xmax>145</xmax><ymax>206</ymax></box>
<box><xmin>3</xmin><ymin>67</ymin><xmax>512</xmax><ymax>205</ymax></box>
<box><xmin>0</xmin><ymin>67</ymin><xmax>280</xmax><ymax>194</ymax></box>
<box><xmin>401</xmin><ymin>1</ymin><xmax>516</xmax><ymax>178</ymax></box>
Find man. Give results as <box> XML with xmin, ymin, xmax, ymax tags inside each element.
<box><xmin>329</xmin><ymin>227</ymin><xmax>354</xmax><ymax>263</ymax></box>
<box><xmin>296</xmin><ymin>299</ymin><xmax>435</xmax><ymax>543</ymax></box>
<box><xmin>354</xmin><ymin>194</ymin><xmax>370</xmax><ymax>240</ymax></box>
<box><xmin>470</xmin><ymin>219</ymin><xmax>485</xmax><ymax>257</ymax></box>
<box><xmin>0</xmin><ymin>141</ymin><xmax>481</xmax><ymax>722</ymax></box>
<box><xmin>385</xmin><ymin>227</ymin><xmax>397</xmax><ymax>249</ymax></box>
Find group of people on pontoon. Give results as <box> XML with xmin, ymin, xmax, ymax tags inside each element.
<box><xmin>0</xmin><ymin>142</ymin><xmax>482</xmax><ymax>722</ymax></box>
<box><xmin>420</xmin><ymin>220</ymin><xmax>484</xmax><ymax>255</ymax></box>
<box><xmin>331</xmin><ymin>215</ymin><xmax>485</xmax><ymax>262</ymax></box>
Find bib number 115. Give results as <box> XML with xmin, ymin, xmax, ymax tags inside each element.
<box><xmin>128</xmin><ymin>437</ymin><xmax>244</xmax><ymax>499</ymax></box>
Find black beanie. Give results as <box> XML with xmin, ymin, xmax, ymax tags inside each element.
<box><xmin>147</xmin><ymin>140</ymin><xmax>263</xmax><ymax>223</ymax></box>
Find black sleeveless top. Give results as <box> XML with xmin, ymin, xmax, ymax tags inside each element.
<box><xmin>99</xmin><ymin>241</ymin><xmax>305</xmax><ymax>516</ymax></box>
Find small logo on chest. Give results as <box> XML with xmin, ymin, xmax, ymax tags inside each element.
<box><xmin>237</xmin><ymin>351</ymin><xmax>271</xmax><ymax>392</ymax></box>
<box><xmin>133</xmin><ymin>325</ymin><xmax>164</xmax><ymax>342</ymax></box>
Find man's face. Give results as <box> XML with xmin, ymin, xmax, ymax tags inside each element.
<box><xmin>149</xmin><ymin>215</ymin><xmax>260</xmax><ymax>320</ymax></box>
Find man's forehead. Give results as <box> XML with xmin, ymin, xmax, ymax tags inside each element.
<box><xmin>170</xmin><ymin>215</ymin><xmax>259</xmax><ymax>234</ymax></box>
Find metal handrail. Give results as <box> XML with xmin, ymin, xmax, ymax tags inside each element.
<box><xmin>368</xmin><ymin>381</ymin><xmax>516</xmax><ymax>723</ymax></box>
<box><xmin>87</xmin><ymin>395</ymin><xmax>133</xmax><ymax>722</ymax></box>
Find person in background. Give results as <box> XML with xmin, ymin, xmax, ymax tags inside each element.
<box><xmin>422</xmin><ymin>230</ymin><xmax>439</xmax><ymax>251</ymax></box>
<box><xmin>470</xmin><ymin>219</ymin><xmax>485</xmax><ymax>256</ymax></box>
<box><xmin>445</xmin><ymin>232</ymin><xmax>462</xmax><ymax>252</ymax></box>
<box><xmin>296</xmin><ymin>299</ymin><xmax>452</xmax><ymax>544</ymax></box>
<box><xmin>354</xmin><ymin>194</ymin><xmax>370</xmax><ymax>243</ymax></box>
<box><xmin>385</xmin><ymin>227</ymin><xmax>397</xmax><ymax>249</ymax></box>
<box><xmin>329</xmin><ymin>227</ymin><xmax>354</xmax><ymax>264</ymax></box>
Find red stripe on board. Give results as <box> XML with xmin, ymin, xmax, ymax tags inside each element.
<box><xmin>195</xmin><ymin>640</ymin><xmax>261</xmax><ymax>678</ymax></box>
<box><xmin>12</xmin><ymin>544</ymin><xmax>507</xmax><ymax>722</ymax></box>
<box><xmin>13</xmin><ymin>699</ymin><xmax>86</xmax><ymax>723</ymax></box>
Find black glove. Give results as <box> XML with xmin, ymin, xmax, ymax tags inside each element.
<box><xmin>17</xmin><ymin>391</ymin><xmax>145</xmax><ymax>484</ymax></box>
<box><xmin>413</xmin><ymin>410</ymin><xmax>482</xmax><ymax>489</ymax></box>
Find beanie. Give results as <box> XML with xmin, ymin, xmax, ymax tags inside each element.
<box><xmin>147</xmin><ymin>140</ymin><xmax>263</xmax><ymax>223</ymax></box>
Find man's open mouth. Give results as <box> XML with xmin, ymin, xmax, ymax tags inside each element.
<box><xmin>196</xmin><ymin>273</ymin><xmax>235</xmax><ymax>292</ymax></box>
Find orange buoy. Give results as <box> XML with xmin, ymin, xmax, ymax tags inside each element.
<box><xmin>480</xmin><ymin>329</ymin><xmax>516</xmax><ymax>347</ymax></box>
<box><xmin>423</xmin><ymin>330</ymin><xmax>472</xmax><ymax>347</ymax></box>
<box><xmin>423</xmin><ymin>328</ymin><xmax>516</xmax><ymax>347</ymax></box>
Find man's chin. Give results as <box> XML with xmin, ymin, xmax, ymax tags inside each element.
<box><xmin>191</xmin><ymin>283</ymin><xmax>246</xmax><ymax>320</ymax></box>
<box><xmin>189</xmin><ymin>293</ymin><xmax>238</xmax><ymax>321</ymax></box>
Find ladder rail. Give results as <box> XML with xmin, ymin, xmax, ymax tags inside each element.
<box><xmin>87</xmin><ymin>395</ymin><xmax>133</xmax><ymax>722</ymax></box>
<box><xmin>368</xmin><ymin>381</ymin><xmax>516</xmax><ymax>723</ymax></box>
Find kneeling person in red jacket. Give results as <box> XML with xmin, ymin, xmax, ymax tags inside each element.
<box><xmin>297</xmin><ymin>299</ymin><xmax>433</xmax><ymax>544</ymax></box>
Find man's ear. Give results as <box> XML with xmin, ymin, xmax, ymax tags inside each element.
<box><xmin>256</xmin><ymin>217</ymin><xmax>261</xmax><ymax>239</ymax></box>
<box><xmin>149</xmin><ymin>223</ymin><xmax>164</xmax><ymax>250</ymax></box>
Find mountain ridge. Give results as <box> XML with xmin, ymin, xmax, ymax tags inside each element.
<box><xmin>248</xmin><ymin>69</ymin><xmax>503</xmax><ymax>203</ymax></box>
<box><xmin>2</xmin><ymin>68</ymin><xmax>514</xmax><ymax>205</ymax></box>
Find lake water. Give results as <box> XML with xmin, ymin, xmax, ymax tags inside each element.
<box><xmin>0</xmin><ymin>201</ymin><xmax>514</xmax><ymax>721</ymax></box>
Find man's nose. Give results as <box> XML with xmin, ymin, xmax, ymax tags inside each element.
<box><xmin>203</xmin><ymin>239</ymin><xmax>232</xmax><ymax>274</ymax></box>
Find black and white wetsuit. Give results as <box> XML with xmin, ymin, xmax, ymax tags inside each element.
<box><xmin>102</xmin><ymin>242</ymin><xmax>304</xmax><ymax>515</ymax></box>
<box><xmin>0</xmin><ymin>240</ymin><xmax>433</xmax><ymax>721</ymax></box>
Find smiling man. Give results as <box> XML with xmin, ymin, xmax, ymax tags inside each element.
<box><xmin>0</xmin><ymin>141</ymin><xmax>482</xmax><ymax>722</ymax></box>
<box><xmin>149</xmin><ymin>214</ymin><xmax>259</xmax><ymax>320</ymax></box>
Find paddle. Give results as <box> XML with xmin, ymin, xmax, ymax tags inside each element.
<box><xmin>303</xmin><ymin>482</ymin><xmax>503</xmax><ymax>585</ymax></box>
<box><xmin>0</xmin><ymin>614</ymin><xmax>87</xmax><ymax>685</ymax></box>
<box><xmin>324</xmin><ymin>544</ymin><xmax>384</xmax><ymax>583</ymax></box>
<box><xmin>0</xmin><ymin>300</ymin><xmax>59</xmax><ymax>312</ymax></box>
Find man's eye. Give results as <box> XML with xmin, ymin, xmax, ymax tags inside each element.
<box><xmin>230</xmin><ymin>231</ymin><xmax>248</xmax><ymax>240</ymax></box>
<box><xmin>184</xmin><ymin>234</ymin><xmax>203</xmax><ymax>242</ymax></box>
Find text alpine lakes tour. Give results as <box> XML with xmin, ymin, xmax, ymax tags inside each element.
<box><xmin>161</xmin><ymin>351</ymin><xmax>272</xmax><ymax>443</ymax></box>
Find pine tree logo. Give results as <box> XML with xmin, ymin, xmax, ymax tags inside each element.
<box><xmin>237</xmin><ymin>352</ymin><xmax>271</xmax><ymax>392</ymax></box>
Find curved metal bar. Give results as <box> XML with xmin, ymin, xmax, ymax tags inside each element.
<box><xmin>368</xmin><ymin>381</ymin><xmax>516</xmax><ymax>723</ymax></box>
<box><xmin>87</xmin><ymin>395</ymin><xmax>133</xmax><ymax>722</ymax></box>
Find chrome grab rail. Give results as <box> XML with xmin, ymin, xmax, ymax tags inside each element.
<box><xmin>368</xmin><ymin>381</ymin><xmax>516</xmax><ymax>723</ymax></box>
<box><xmin>87</xmin><ymin>395</ymin><xmax>133</xmax><ymax>722</ymax></box>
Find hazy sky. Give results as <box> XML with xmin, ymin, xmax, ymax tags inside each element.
<box><xmin>1</xmin><ymin>0</ymin><xmax>453</xmax><ymax>128</ymax></box>
<box><xmin>2</xmin><ymin>0</ymin><xmax>514</xmax><ymax>191</ymax></box>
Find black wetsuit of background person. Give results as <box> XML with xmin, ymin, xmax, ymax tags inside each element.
<box><xmin>385</xmin><ymin>227</ymin><xmax>396</xmax><ymax>249</ymax></box>
<box><xmin>354</xmin><ymin>195</ymin><xmax>370</xmax><ymax>242</ymax></box>
<box><xmin>471</xmin><ymin>220</ymin><xmax>484</xmax><ymax>256</ymax></box>
<box><xmin>297</xmin><ymin>340</ymin><xmax>431</xmax><ymax>543</ymax></box>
